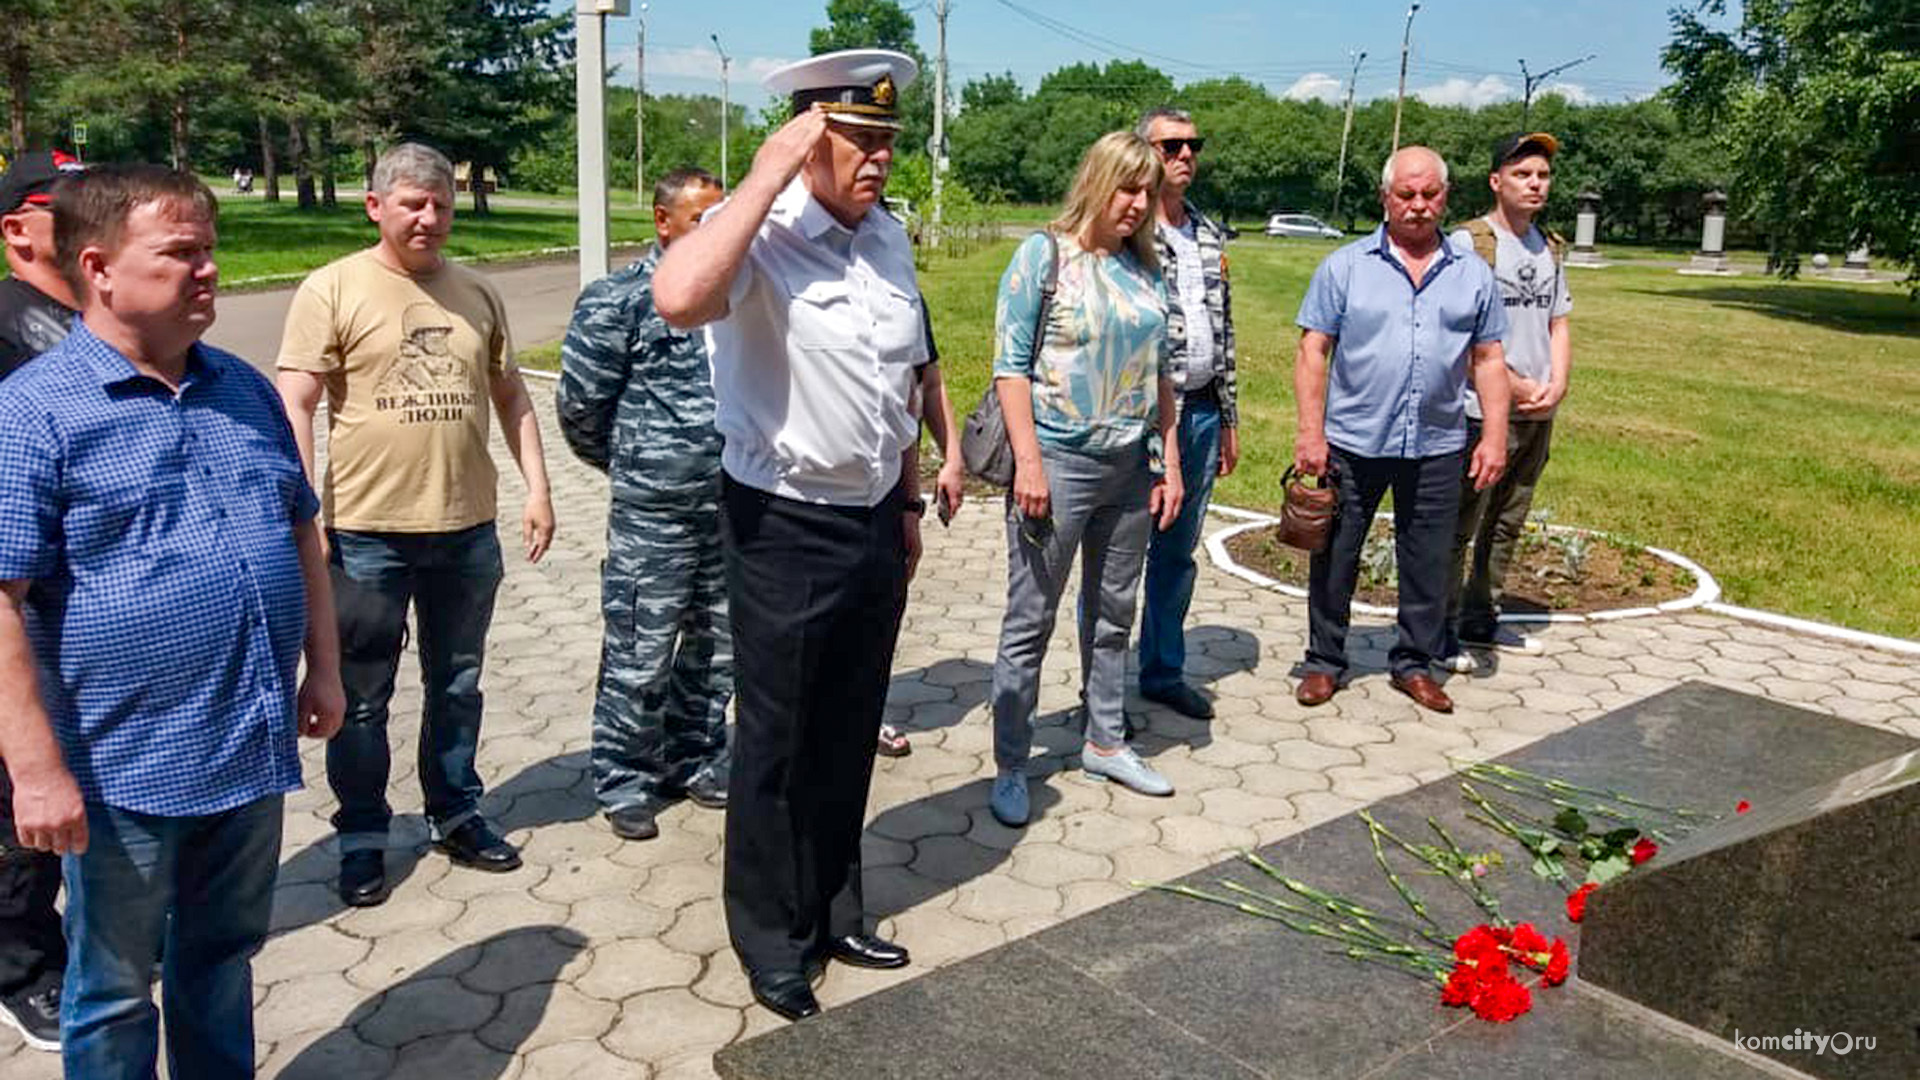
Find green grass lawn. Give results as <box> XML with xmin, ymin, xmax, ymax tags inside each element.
<box><xmin>210</xmin><ymin>196</ymin><xmax>655</xmax><ymax>286</ymax></box>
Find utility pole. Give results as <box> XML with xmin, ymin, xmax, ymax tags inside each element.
<box><xmin>635</xmin><ymin>3</ymin><xmax>648</xmax><ymax>205</ymax></box>
<box><xmin>1332</xmin><ymin>49</ymin><xmax>1366</xmax><ymax>224</ymax></box>
<box><xmin>712</xmin><ymin>34</ymin><xmax>731</xmax><ymax>189</ymax></box>
<box><xmin>929</xmin><ymin>0</ymin><xmax>950</xmax><ymax>250</ymax></box>
<box><xmin>1519</xmin><ymin>54</ymin><xmax>1595</xmax><ymax>126</ymax></box>
<box><xmin>1391</xmin><ymin>2</ymin><xmax>1421</xmax><ymax>154</ymax></box>
<box><xmin>575</xmin><ymin>0</ymin><xmax>630</xmax><ymax>289</ymax></box>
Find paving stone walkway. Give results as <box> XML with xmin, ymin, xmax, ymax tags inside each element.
<box><xmin>5</xmin><ymin>398</ymin><xmax>1918</xmax><ymax>1078</ymax></box>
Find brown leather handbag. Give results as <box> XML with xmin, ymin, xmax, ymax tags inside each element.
<box><xmin>1277</xmin><ymin>466</ymin><xmax>1338</xmax><ymax>552</ymax></box>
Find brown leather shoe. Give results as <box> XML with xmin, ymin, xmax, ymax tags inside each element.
<box><xmin>1295</xmin><ymin>672</ymin><xmax>1338</xmax><ymax>707</ymax></box>
<box><xmin>1390</xmin><ymin>672</ymin><xmax>1454</xmax><ymax>713</ymax></box>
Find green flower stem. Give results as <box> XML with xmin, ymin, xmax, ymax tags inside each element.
<box><xmin>1365</xmin><ymin>814</ymin><xmax>1504</xmax><ymax>927</ymax></box>
<box><xmin>1428</xmin><ymin>818</ymin><xmax>1505</xmax><ymax>922</ymax></box>
<box><xmin>1466</xmin><ymin>772</ymin><xmax>1676</xmax><ymax>843</ymax></box>
<box><xmin>1464</xmin><ymin>762</ymin><xmax>1715</xmax><ymax>821</ymax></box>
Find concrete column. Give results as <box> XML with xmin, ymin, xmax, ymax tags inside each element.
<box><xmin>1568</xmin><ymin>189</ymin><xmax>1604</xmax><ymax>266</ymax></box>
<box><xmin>576</xmin><ymin>1</ymin><xmax>629</xmax><ymax>289</ymax></box>
<box><xmin>1687</xmin><ymin>190</ymin><xmax>1729</xmax><ymax>273</ymax></box>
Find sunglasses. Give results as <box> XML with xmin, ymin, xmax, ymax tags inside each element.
<box><xmin>1155</xmin><ymin>137</ymin><xmax>1205</xmax><ymax>158</ymax></box>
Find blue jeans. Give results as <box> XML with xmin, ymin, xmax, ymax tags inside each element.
<box><xmin>328</xmin><ymin>522</ymin><xmax>504</xmax><ymax>851</ymax></box>
<box><xmin>62</xmin><ymin>796</ymin><xmax>283</xmax><ymax>1080</ymax></box>
<box><xmin>1138</xmin><ymin>389</ymin><xmax>1222</xmax><ymax>694</ymax></box>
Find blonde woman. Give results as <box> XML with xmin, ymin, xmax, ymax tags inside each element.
<box><xmin>987</xmin><ymin>131</ymin><xmax>1184</xmax><ymax>827</ymax></box>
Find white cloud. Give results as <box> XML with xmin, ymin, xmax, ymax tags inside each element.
<box><xmin>1282</xmin><ymin>72</ymin><xmax>1343</xmax><ymax>103</ymax></box>
<box><xmin>1414</xmin><ymin>75</ymin><xmax>1514</xmax><ymax>108</ymax></box>
<box><xmin>647</xmin><ymin>45</ymin><xmax>793</xmax><ymax>84</ymax></box>
<box><xmin>1536</xmin><ymin>81</ymin><xmax>1595</xmax><ymax>105</ymax></box>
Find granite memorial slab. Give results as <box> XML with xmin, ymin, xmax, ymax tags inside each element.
<box><xmin>715</xmin><ymin>683</ymin><xmax>1917</xmax><ymax>1080</ymax></box>
<box><xmin>1580</xmin><ymin>749</ymin><xmax>1920</xmax><ymax>1080</ymax></box>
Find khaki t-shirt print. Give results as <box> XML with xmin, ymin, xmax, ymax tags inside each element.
<box><xmin>277</xmin><ymin>249</ymin><xmax>516</xmax><ymax>533</ymax></box>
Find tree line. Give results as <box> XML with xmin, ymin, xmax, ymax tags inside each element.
<box><xmin>1</xmin><ymin>0</ymin><xmax>570</xmax><ymax>213</ymax></box>
<box><xmin>3</xmin><ymin>0</ymin><xmax>1909</xmax><ymax>275</ymax></box>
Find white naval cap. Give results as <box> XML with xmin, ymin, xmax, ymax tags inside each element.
<box><xmin>762</xmin><ymin>49</ymin><xmax>919</xmax><ymax>130</ymax></box>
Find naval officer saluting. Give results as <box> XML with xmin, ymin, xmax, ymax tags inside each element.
<box><xmin>654</xmin><ymin>49</ymin><xmax>928</xmax><ymax>1022</ymax></box>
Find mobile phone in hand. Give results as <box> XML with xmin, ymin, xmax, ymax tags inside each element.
<box><xmin>936</xmin><ymin>486</ymin><xmax>954</xmax><ymax>527</ymax></box>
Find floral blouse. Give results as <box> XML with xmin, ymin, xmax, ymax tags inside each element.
<box><xmin>992</xmin><ymin>231</ymin><xmax>1168</xmax><ymax>455</ymax></box>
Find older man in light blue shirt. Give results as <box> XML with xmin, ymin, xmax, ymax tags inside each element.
<box><xmin>1291</xmin><ymin>146</ymin><xmax>1511</xmax><ymax>714</ymax></box>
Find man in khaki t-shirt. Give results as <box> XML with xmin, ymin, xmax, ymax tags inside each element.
<box><xmin>276</xmin><ymin>142</ymin><xmax>555</xmax><ymax>909</ymax></box>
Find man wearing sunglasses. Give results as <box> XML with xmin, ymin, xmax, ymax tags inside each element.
<box><xmin>1135</xmin><ymin>108</ymin><xmax>1239</xmax><ymax>723</ymax></box>
<box><xmin>654</xmin><ymin>49</ymin><xmax>927</xmax><ymax>1024</ymax></box>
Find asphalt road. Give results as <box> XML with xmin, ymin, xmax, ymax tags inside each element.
<box><xmin>203</xmin><ymin>250</ymin><xmax>635</xmax><ymax>377</ymax></box>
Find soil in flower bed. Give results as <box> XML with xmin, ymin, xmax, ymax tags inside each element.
<box><xmin>1225</xmin><ymin>522</ymin><xmax>1697</xmax><ymax>614</ymax></box>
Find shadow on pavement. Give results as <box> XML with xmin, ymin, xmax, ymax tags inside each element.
<box><xmin>273</xmin><ymin>926</ymin><xmax>588</xmax><ymax>1078</ymax></box>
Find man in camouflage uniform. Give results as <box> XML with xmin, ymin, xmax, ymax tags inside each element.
<box><xmin>558</xmin><ymin>167</ymin><xmax>730</xmax><ymax>841</ymax></box>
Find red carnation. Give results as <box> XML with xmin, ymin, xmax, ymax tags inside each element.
<box><xmin>1630</xmin><ymin>838</ymin><xmax>1658</xmax><ymax>865</ymax></box>
<box><xmin>1440</xmin><ymin>964</ymin><xmax>1478</xmax><ymax>1007</ymax></box>
<box><xmin>1736</xmin><ymin>800</ymin><xmax>1751</xmax><ymax>814</ymax></box>
<box><xmin>1543</xmin><ymin>940</ymin><xmax>1571</xmax><ymax>986</ymax></box>
<box><xmin>1566</xmin><ymin>883</ymin><xmax>1598</xmax><ymax>923</ymax></box>
<box><xmin>1509</xmin><ymin>923</ymin><xmax>1549</xmax><ymax>959</ymax></box>
<box><xmin>1453</xmin><ymin>925</ymin><xmax>1508</xmax><ymax>968</ymax></box>
<box><xmin>1470</xmin><ymin>975</ymin><xmax>1533</xmax><ymax>1022</ymax></box>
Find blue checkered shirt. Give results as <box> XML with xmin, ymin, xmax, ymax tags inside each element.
<box><xmin>0</xmin><ymin>321</ymin><xmax>319</xmax><ymax>816</ymax></box>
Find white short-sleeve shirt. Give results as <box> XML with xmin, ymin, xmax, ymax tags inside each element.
<box><xmin>704</xmin><ymin>178</ymin><xmax>928</xmax><ymax>507</ymax></box>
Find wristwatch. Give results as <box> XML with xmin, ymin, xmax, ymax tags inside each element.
<box><xmin>903</xmin><ymin>496</ymin><xmax>927</xmax><ymax>516</ymax></box>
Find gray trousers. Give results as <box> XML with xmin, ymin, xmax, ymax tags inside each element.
<box><xmin>991</xmin><ymin>442</ymin><xmax>1152</xmax><ymax>773</ymax></box>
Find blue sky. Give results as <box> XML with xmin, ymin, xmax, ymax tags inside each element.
<box><xmin>560</xmin><ymin>1</ymin><xmax>1716</xmax><ymax>110</ymax></box>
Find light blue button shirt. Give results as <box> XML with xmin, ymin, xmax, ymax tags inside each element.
<box><xmin>1296</xmin><ymin>226</ymin><xmax>1508</xmax><ymax>459</ymax></box>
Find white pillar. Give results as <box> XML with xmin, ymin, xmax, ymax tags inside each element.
<box><xmin>1686</xmin><ymin>190</ymin><xmax>1729</xmax><ymax>274</ymax></box>
<box><xmin>576</xmin><ymin>1</ymin><xmax>628</xmax><ymax>290</ymax></box>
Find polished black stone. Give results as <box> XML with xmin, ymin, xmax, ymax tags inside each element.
<box><xmin>1580</xmin><ymin>747</ymin><xmax>1920</xmax><ymax>1080</ymax></box>
<box><xmin>714</xmin><ymin>682</ymin><xmax>1918</xmax><ymax>1079</ymax></box>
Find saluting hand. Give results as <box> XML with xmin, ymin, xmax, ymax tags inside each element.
<box><xmin>750</xmin><ymin>105</ymin><xmax>832</xmax><ymax>190</ymax></box>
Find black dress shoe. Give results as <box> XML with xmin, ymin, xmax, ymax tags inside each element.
<box><xmin>606</xmin><ymin>806</ymin><xmax>659</xmax><ymax>840</ymax></box>
<box><xmin>338</xmin><ymin>850</ymin><xmax>389</xmax><ymax>907</ymax></box>
<box><xmin>749</xmin><ymin>970</ymin><xmax>820</xmax><ymax>1021</ymax></box>
<box><xmin>827</xmin><ymin>933</ymin><xmax>910</xmax><ymax>970</ymax></box>
<box><xmin>1141</xmin><ymin>682</ymin><xmax>1215</xmax><ymax>720</ymax></box>
<box><xmin>435</xmin><ymin>818</ymin><xmax>522</xmax><ymax>872</ymax></box>
<box><xmin>682</xmin><ymin>770</ymin><xmax>728</xmax><ymax>810</ymax></box>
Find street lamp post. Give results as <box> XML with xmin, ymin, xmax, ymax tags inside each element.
<box><xmin>576</xmin><ymin>0</ymin><xmax>629</xmax><ymax>289</ymax></box>
<box><xmin>1391</xmin><ymin>2</ymin><xmax>1421</xmax><ymax>154</ymax></box>
<box><xmin>1332</xmin><ymin>49</ymin><xmax>1366</xmax><ymax>224</ymax></box>
<box><xmin>712</xmin><ymin>33</ymin><xmax>731</xmax><ymax>189</ymax></box>
<box><xmin>636</xmin><ymin>3</ymin><xmax>648</xmax><ymax>206</ymax></box>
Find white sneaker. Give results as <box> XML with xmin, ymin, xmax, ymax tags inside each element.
<box><xmin>1460</xmin><ymin>625</ymin><xmax>1545</xmax><ymax>655</ymax></box>
<box><xmin>1439</xmin><ymin>651</ymin><xmax>1480</xmax><ymax>674</ymax></box>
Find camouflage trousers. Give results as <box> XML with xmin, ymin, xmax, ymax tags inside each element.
<box><xmin>592</xmin><ymin>500</ymin><xmax>732</xmax><ymax>814</ymax></box>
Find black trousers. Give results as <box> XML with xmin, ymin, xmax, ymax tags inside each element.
<box><xmin>1304</xmin><ymin>445</ymin><xmax>1464</xmax><ymax>680</ymax></box>
<box><xmin>0</xmin><ymin>762</ymin><xmax>66</xmax><ymax>997</ymax></box>
<box><xmin>721</xmin><ymin>474</ymin><xmax>910</xmax><ymax>976</ymax></box>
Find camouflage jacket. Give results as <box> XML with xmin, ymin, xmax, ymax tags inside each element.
<box><xmin>1154</xmin><ymin>201</ymin><xmax>1239</xmax><ymax>427</ymax></box>
<box><xmin>557</xmin><ymin>246</ymin><xmax>723</xmax><ymax>510</ymax></box>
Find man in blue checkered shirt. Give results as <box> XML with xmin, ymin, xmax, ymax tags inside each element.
<box><xmin>0</xmin><ymin>165</ymin><xmax>343</xmax><ymax>1078</ymax></box>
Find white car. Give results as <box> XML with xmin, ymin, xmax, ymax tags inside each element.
<box><xmin>1265</xmin><ymin>213</ymin><xmax>1343</xmax><ymax>239</ymax></box>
